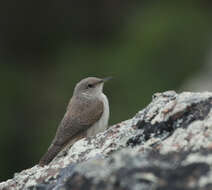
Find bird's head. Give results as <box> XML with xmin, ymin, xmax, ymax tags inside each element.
<box><xmin>73</xmin><ymin>77</ymin><xmax>112</xmax><ymax>97</ymax></box>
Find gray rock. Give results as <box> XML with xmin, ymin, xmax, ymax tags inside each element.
<box><xmin>1</xmin><ymin>91</ymin><xmax>212</xmax><ymax>190</ymax></box>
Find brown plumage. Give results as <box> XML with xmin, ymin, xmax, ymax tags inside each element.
<box><xmin>39</xmin><ymin>77</ymin><xmax>110</xmax><ymax>166</ymax></box>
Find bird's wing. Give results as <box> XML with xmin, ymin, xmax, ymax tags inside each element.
<box><xmin>39</xmin><ymin>97</ymin><xmax>103</xmax><ymax>166</ymax></box>
<box><xmin>52</xmin><ymin>97</ymin><xmax>104</xmax><ymax>146</ymax></box>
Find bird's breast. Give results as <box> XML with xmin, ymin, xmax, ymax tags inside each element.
<box><xmin>86</xmin><ymin>93</ymin><xmax>109</xmax><ymax>137</ymax></box>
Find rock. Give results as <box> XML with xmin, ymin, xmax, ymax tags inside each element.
<box><xmin>1</xmin><ymin>91</ymin><xmax>212</xmax><ymax>190</ymax></box>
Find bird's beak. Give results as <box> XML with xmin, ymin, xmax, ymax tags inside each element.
<box><xmin>94</xmin><ymin>77</ymin><xmax>112</xmax><ymax>86</ymax></box>
<box><xmin>102</xmin><ymin>76</ymin><xmax>112</xmax><ymax>83</ymax></box>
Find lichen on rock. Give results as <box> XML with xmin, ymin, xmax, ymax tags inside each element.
<box><xmin>1</xmin><ymin>91</ymin><xmax>212</xmax><ymax>190</ymax></box>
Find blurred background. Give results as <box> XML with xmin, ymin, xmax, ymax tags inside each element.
<box><xmin>1</xmin><ymin>0</ymin><xmax>212</xmax><ymax>181</ymax></box>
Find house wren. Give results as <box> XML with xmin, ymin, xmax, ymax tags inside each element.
<box><xmin>39</xmin><ymin>77</ymin><xmax>111</xmax><ymax>166</ymax></box>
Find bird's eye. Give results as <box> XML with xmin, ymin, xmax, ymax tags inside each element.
<box><xmin>87</xmin><ymin>84</ymin><xmax>93</xmax><ymax>88</ymax></box>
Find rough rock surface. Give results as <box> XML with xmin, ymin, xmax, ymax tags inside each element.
<box><xmin>1</xmin><ymin>91</ymin><xmax>212</xmax><ymax>190</ymax></box>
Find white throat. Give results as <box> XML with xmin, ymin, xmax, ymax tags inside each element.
<box><xmin>86</xmin><ymin>92</ymin><xmax>109</xmax><ymax>137</ymax></box>
<box><xmin>81</xmin><ymin>92</ymin><xmax>93</xmax><ymax>99</ymax></box>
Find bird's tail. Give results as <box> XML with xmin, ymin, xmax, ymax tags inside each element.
<box><xmin>39</xmin><ymin>143</ymin><xmax>62</xmax><ymax>166</ymax></box>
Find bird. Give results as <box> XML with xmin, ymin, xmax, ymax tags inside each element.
<box><xmin>39</xmin><ymin>76</ymin><xmax>111</xmax><ymax>166</ymax></box>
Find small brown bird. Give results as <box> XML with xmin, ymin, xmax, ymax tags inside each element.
<box><xmin>39</xmin><ymin>77</ymin><xmax>111</xmax><ymax>166</ymax></box>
